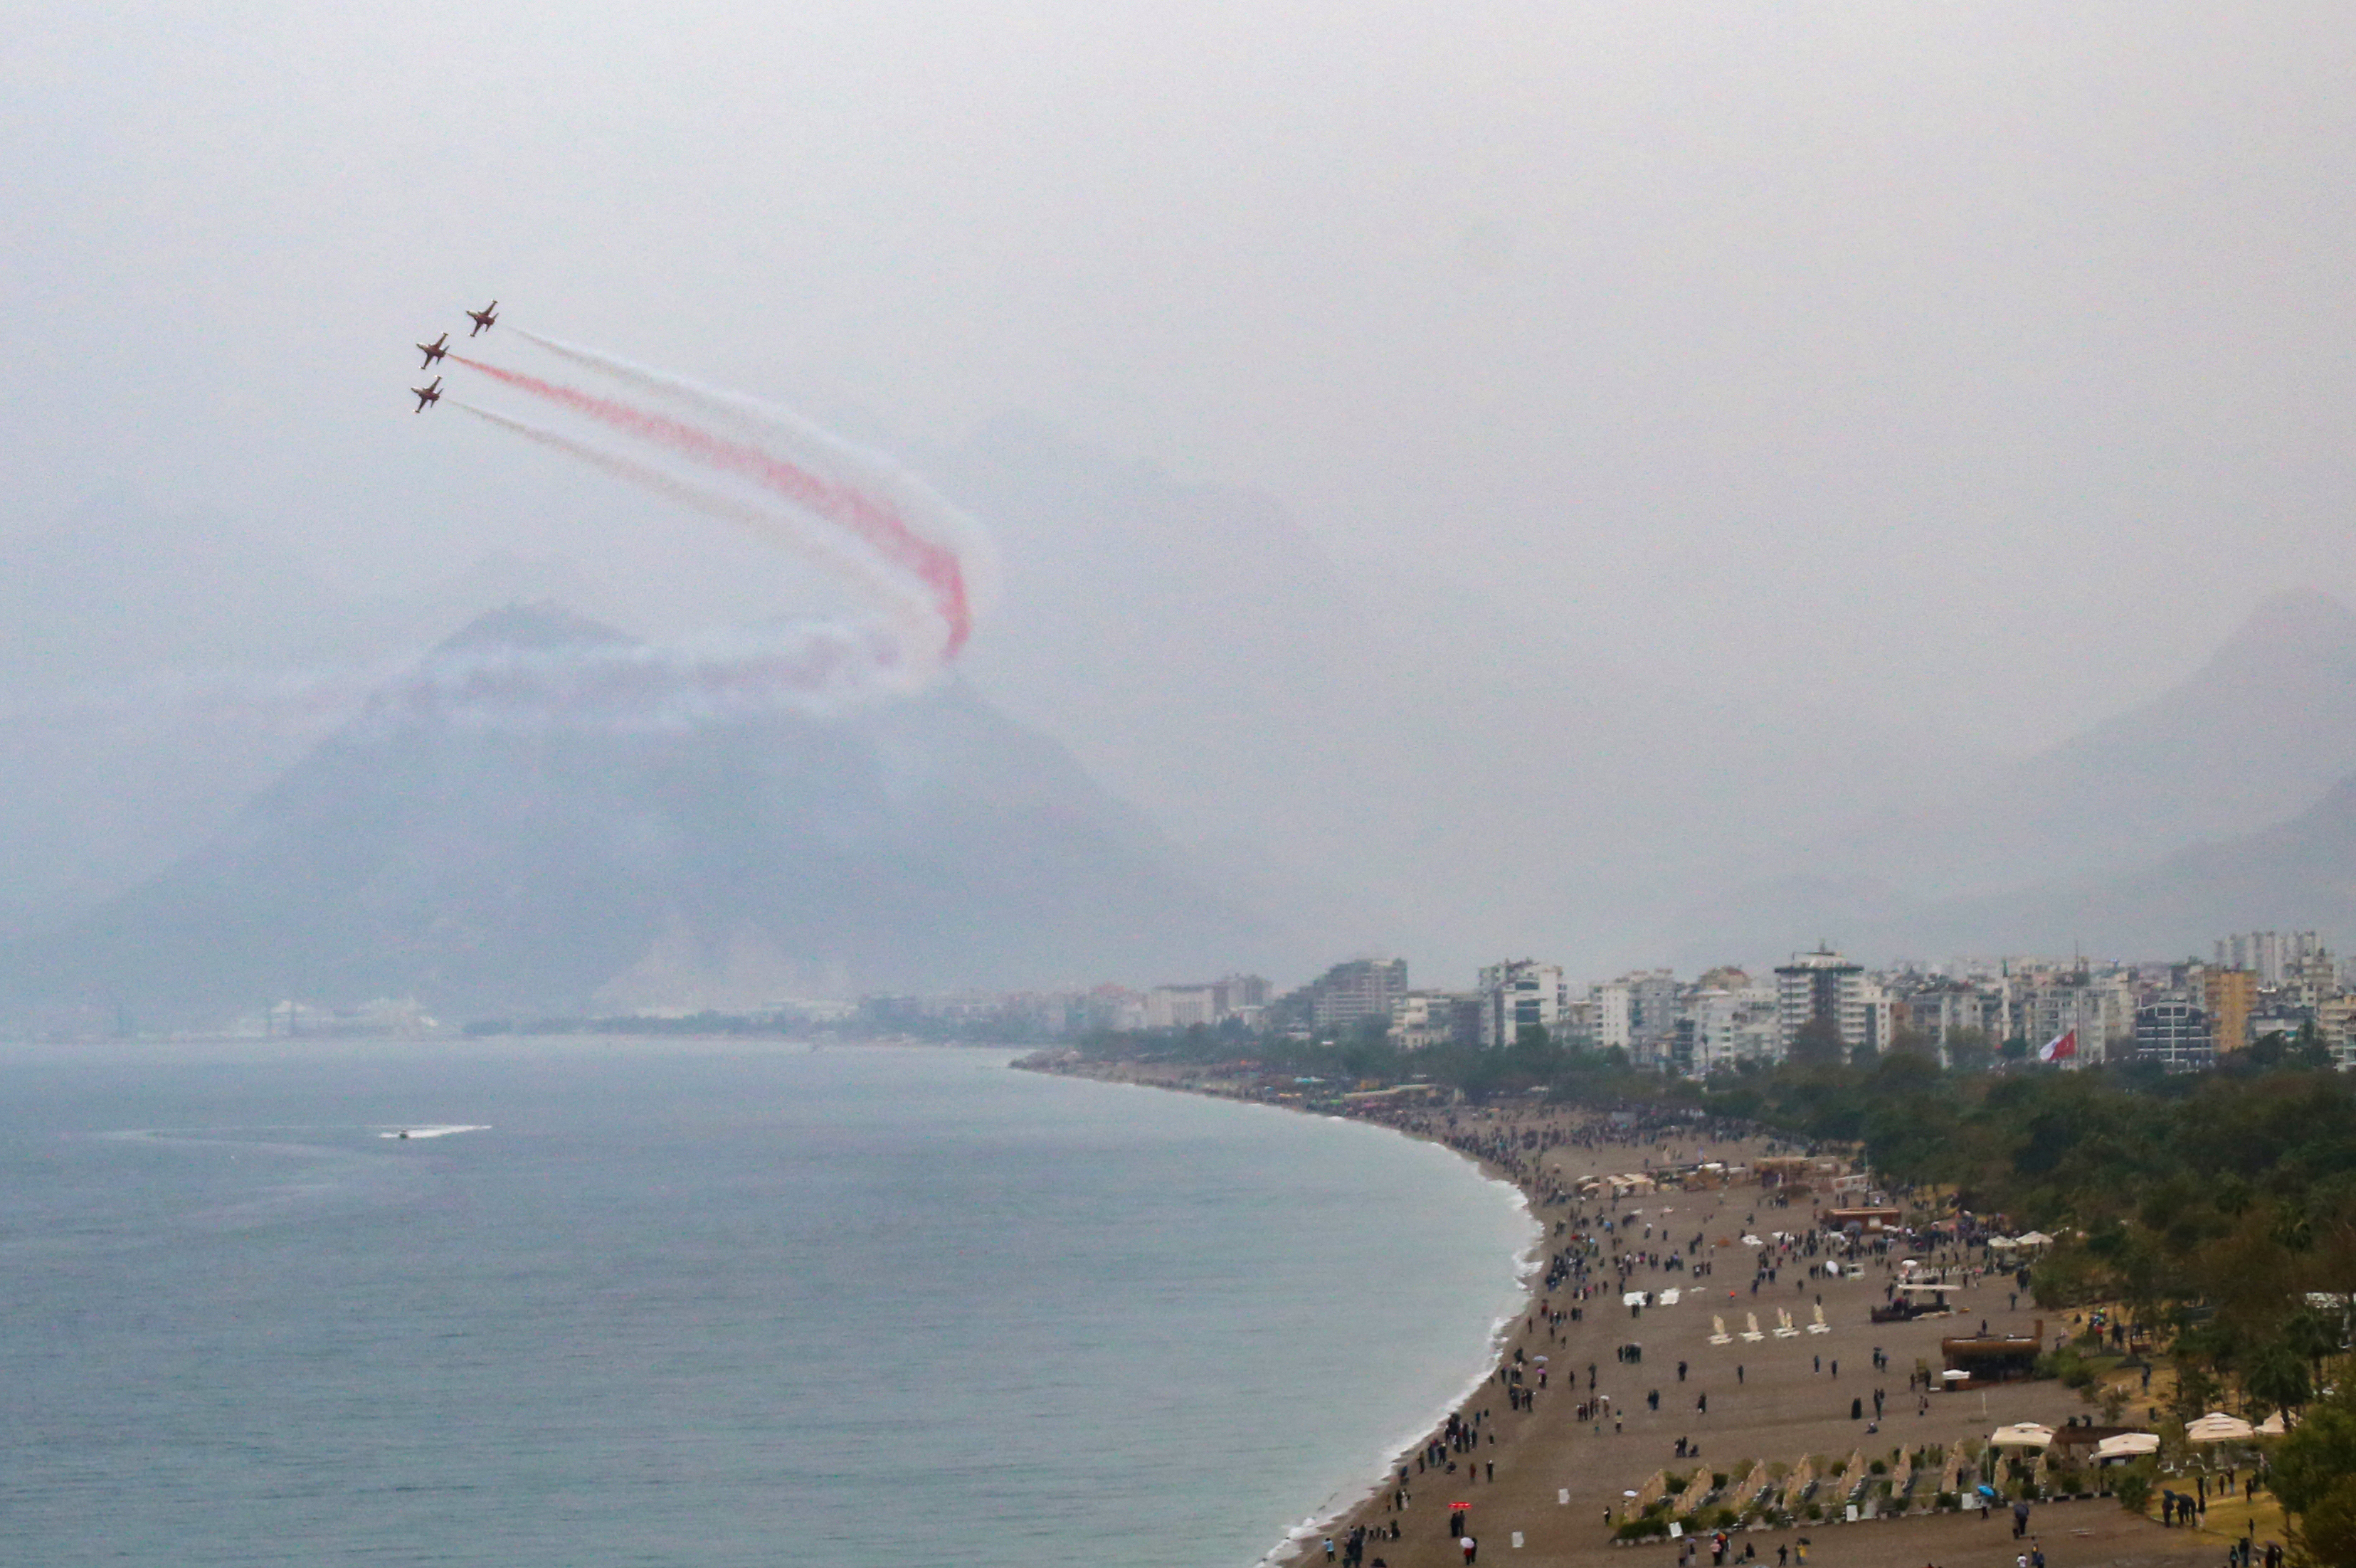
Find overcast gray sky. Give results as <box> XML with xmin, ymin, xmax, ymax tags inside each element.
<box><xmin>5</xmin><ymin>2</ymin><xmax>2352</xmax><ymax>751</ymax></box>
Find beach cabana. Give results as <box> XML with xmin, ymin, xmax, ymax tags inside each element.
<box><xmin>2185</xmin><ymin>1413</ymin><xmax>2255</xmax><ymax>1444</ymax></box>
<box><xmin>1987</xmin><ymin>1423</ymin><xmax>2056</xmax><ymax>1450</ymax></box>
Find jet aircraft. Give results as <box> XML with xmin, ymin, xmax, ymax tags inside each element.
<box><xmin>416</xmin><ymin>332</ymin><xmax>449</xmax><ymax>369</ymax></box>
<box><xmin>412</xmin><ymin>376</ymin><xmax>442</xmax><ymax>413</ymax></box>
<box><xmin>467</xmin><ymin>300</ymin><xmax>498</xmax><ymax>336</ymax></box>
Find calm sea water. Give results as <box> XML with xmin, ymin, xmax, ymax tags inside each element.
<box><xmin>0</xmin><ymin>1039</ymin><xmax>1533</xmax><ymax>1567</ymax></box>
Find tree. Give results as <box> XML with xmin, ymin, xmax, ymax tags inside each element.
<box><xmin>1945</xmin><ymin>1028</ymin><xmax>1995</xmax><ymax>1073</ymax></box>
<box><xmin>2245</xmin><ymin>1340</ymin><xmax>2313</xmax><ymax>1418</ymax></box>
<box><xmin>2271</xmin><ymin>1373</ymin><xmax>2356</xmax><ymax>1566</ymax></box>
<box><xmin>1789</xmin><ymin>1016</ymin><xmax>1845</xmax><ymax>1068</ymax></box>
<box><xmin>1884</xmin><ymin>1024</ymin><xmax>1938</xmax><ymax>1062</ymax></box>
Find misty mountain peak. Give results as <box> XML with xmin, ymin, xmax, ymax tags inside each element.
<box><xmin>2210</xmin><ymin>589</ymin><xmax>2356</xmax><ymax>672</ymax></box>
<box><xmin>428</xmin><ymin>601</ymin><xmax>638</xmax><ymax>658</ymax></box>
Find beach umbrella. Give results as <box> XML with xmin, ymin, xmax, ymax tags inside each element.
<box><xmin>2185</xmin><ymin>1413</ymin><xmax>2255</xmax><ymax>1443</ymax></box>
<box><xmin>1987</xmin><ymin>1423</ymin><xmax>2055</xmax><ymax>1449</ymax></box>
<box><xmin>2093</xmin><ymin>1433</ymin><xmax>2160</xmax><ymax>1459</ymax></box>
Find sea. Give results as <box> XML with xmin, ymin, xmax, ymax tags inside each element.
<box><xmin>0</xmin><ymin>1037</ymin><xmax>1536</xmax><ymax>1567</ymax></box>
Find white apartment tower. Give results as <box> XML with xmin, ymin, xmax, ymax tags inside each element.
<box><xmin>1775</xmin><ymin>948</ymin><xmax>1868</xmax><ymax>1060</ymax></box>
<box><xmin>1479</xmin><ymin>960</ymin><xmax>1565</xmax><ymax>1048</ymax></box>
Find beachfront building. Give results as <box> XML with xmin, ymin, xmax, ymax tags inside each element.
<box><xmin>1144</xmin><ymin>985</ymin><xmax>1219</xmax><ymax>1029</ymax></box>
<box><xmin>1307</xmin><ymin>959</ymin><xmax>1407</xmax><ymax>1033</ymax></box>
<box><xmin>1143</xmin><ymin>974</ymin><xmax>1272</xmax><ymax>1030</ymax></box>
<box><xmin>1586</xmin><ymin>969</ymin><xmax>1679</xmax><ymax>1064</ymax></box>
<box><xmin>1590</xmin><ymin>978</ymin><xmax>1632</xmax><ymax>1052</ymax></box>
<box><xmin>1393</xmin><ymin>990</ymin><xmax>1481</xmax><ymax>1050</ymax></box>
<box><xmin>2133</xmin><ymin>998</ymin><xmax>2213</xmax><ymax>1072</ymax></box>
<box><xmin>1627</xmin><ymin>969</ymin><xmax>1681</xmax><ymax>1066</ymax></box>
<box><xmin>1899</xmin><ymin>980</ymin><xmax>2002</xmax><ymax>1066</ymax></box>
<box><xmin>1479</xmin><ymin>960</ymin><xmax>1565</xmax><ymax>1048</ymax></box>
<box><xmin>2216</xmin><ymin>931</ymin><xmax>2325</xmax><ymax>987</ymax></box>
<box><xmin>2014</xmin><ymin>969</ymin><xmax>2135</xmax><ymax>1066</ymax></box>
<box><xmin>2317</xmin><ymin>995</ymin><xmax>2356</xmax><ymax>1071</ymax></box>
<box><xmin>2281</xmin><ymin>947</ymin><xmax>2340</xmax><ymax>1010</ymax></box>
<box><xmin>1775</xmin><ymin>948</ymin><xmax>1868</xmax><ymax>1059</ymax></box>
<box><xmin>1685</xmin><ymin>982</ymin><xmax>1781</xmax><ymax>1075</ymax></box>
<box><xmin>2202</xmin><ymin>967</ymin><xmax>2258</xmax><ymax>1054</ymax></box>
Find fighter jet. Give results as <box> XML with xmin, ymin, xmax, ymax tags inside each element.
<box><xmin>467</xmin><ymin>300</ymin><xmax>498</xmax><ymax>337</ymax></box>
<box><xmin>416</xmin><ymin>332</ymin><xmax>449</xmax><ymax>369</ymax></box>
<box><xmin>412</xmin><ymin>376</ymin><xmax>442</xmax><ymax>413</ymax></box>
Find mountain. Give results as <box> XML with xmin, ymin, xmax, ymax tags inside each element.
<box><xmin>1876</xmin><ymin>772</ymin><xmax>2356</xmax><ymax>962</ymax></box>
<box><xmin>1835</xmin><ymin>590</ymin><xmax>2356</xmax><ymax>896</ymax></box>
<box><xmin>1673</xmin><ymin>591</ymin><xmax>2356</xmax><ymax>964</ymax></box>
<box><xmin>0</xmin><ymin>493</ymin><xmax>644</xmax><ymax>943</ymax></box>
<box><xmin>0</xmin><ymin>605</ymin><xmax>1272</xmax><ymax>1027</ymax></box>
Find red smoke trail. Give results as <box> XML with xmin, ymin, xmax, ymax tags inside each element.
<box><xmin>453</xmin><ymin>400</ymin><xmax>930</xmax><ymax>644</ymax></box>
<box><xmin>450</xmin><ymin>355</ymin><xmax>972</xmax><ymax>655</ymax></box>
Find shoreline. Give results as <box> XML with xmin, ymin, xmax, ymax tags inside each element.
<box><xmin>1018</xmin><ymin>1051</ymin><xmax>2222</xmax><ymax>1568</ymax></box>
<box><xmin>1045</xmin><ymin>1056</ymin><xmax>1546</xmax><ymax>1567</ymax></box>
<box><xmin>1018</xmin><ymin>1054</ymin><xmax>1625</xmax><ymax>1566</ymax></box>
<box><xmin>1264</xmin><ymin>1143</ymin><xmax>1544</xmax><ymax>1568</ymax></box>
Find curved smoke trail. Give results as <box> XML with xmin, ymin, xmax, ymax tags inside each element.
<box><xmin>449</xmin><ymin>347</ymin><xmax>979</xmax><ymax>661</ymax></box>
<box><xmin>454</xmin><ymin>401</ymin><xmax>939</xmax><ymax>666</ymax></box>
<box><xmin>512</xmin><ymin>328</ymin><xmax>1000</xmax><ymax>628</ymax></box>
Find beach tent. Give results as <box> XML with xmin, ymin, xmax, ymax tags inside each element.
<box><xmin>2093</xmin><ymin>1433</ymin><xmax>2160</xmax><ymax>1462</ymax></box>
<box><xmin>2185</xmin><ymin>1413</ymin><xmax>2255</xmax><ymax>1443</ymax></box>
<box><xmin>1987</xmin><ymin>1423</ymin><xmax>2056</xmax><ymax>1449</ymax></box>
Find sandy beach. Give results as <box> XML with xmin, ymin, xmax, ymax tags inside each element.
<box><xmin>1030</xmin><ymin>1060</ymin><xmax>2227</xmax><ymax>1568</ymax></box>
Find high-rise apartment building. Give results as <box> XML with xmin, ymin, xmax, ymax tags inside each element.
<box><xmin>2202</xmin><ymin>967</ymin><xmax>2258</xmax><ymax>1054</ymax></box>
<box><xmin>2134</xmin><ymin>1000</ymin><xmax>2214</xmax><ymax>1072</ymax></box>
<box><xmin>1479</xmin><ymin>960</ymin><xmax>1565</xmax><ymax>1048</ymax></box>
<box><xmin>2214</xmin><ymin>932</ymin><xmax>2324</xmax><ymax>987</ymax></box>
<box><xmin>2016</xmin><ymin>971</ymin><xmax>2134</xmax><ymax>1066</ymax></box>
<box><xmin>1775</xmin><ymin>948</ymin><xmax>1866</xmax><ymax>1059</ymax></box>
<box><xmin>1308</xmin><ymin>959</ymin><xmax>1407</xmax><ymax>1032</ymax></box>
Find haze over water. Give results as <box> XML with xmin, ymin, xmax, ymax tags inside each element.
<box><xmin>0</xmin><ymin>1039</ymin><xmax>1534</xmax><ymax>1567</ymax></box>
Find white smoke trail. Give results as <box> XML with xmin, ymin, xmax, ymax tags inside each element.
<box><xmin>362</xmin><ymin>619</ymin><xmax>922</xmax><ymax>736</ymax></box>
<box><xmin>455</xmin><ymin>401</ymin><xmax>944</xmax><ymax>668</ymax></box>
<box><xmin>509</xmin><ymin>329</ymin><xmax>1000</xmax><ymax>629</ymax></box>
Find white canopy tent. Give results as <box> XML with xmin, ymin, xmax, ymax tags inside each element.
<box><xmin>2093</xmin><ymin>1433</ymin><xmax>2160</xmax><ymax>1462</ymax></box>
<box><xmin>1987</xmin><ymin>1423</ymin><xmax>2056</xmax><ymax>1450</ymax></box>
<box><xmin>2185</xmin><ymin>1413</ymin><xmax>2256</xmax><ymax>1444</ymax></box>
